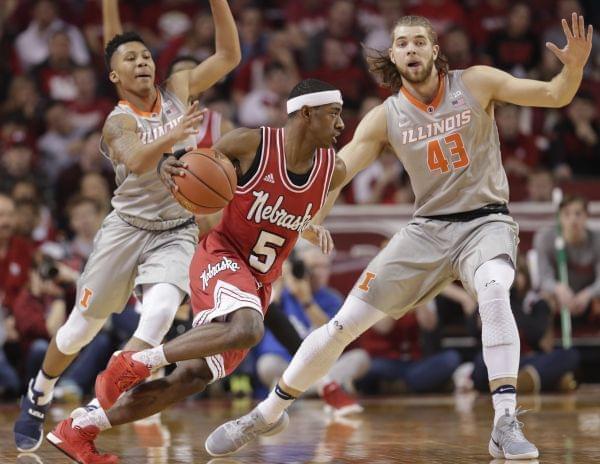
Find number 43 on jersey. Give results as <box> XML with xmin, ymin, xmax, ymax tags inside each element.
<box><xmin>427</xmin><ymin>132</ymin><xmax>470</xmax><ymax>174</ymax></box>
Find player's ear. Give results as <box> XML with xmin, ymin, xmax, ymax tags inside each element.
<box><xmin>388</xmin><ymin>48</ymin><xmax>396</xmax><ymax>64</ymax></box>
<box><xmin>300</xmin><ymin>105</ymin><xmax>312</xmax><ymax>121</ymax></box>
<box><xmin>109</xmin><ymin>70</ymin><xmax>119</xmax><ymax>84</ymax></box>
<box><xmin>432</xmin><ymin>44</ymin><xmax>439</xmax><ymax>61</ymax></box>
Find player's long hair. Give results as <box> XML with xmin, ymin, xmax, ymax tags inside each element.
<box><xmin>365</xmin><ymin>16</ymin><xmax>449</xmax><ymax>93</ymax></box>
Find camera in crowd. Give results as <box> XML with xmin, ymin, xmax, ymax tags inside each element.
<box><xmin>289</xmin><ymin>251</ymin><xmax>307</xmax><ymax>280</ymax></box>
<box><xmin>37</xmin><ymin>254</ymin><xmax>59</xmax><ymax>281</ymax></box>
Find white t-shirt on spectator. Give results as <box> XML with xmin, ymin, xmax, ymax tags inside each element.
<box><xmin>15</xmin><ymin>19</ymin><xmax>90</xmax><ymax>70</ymax></box>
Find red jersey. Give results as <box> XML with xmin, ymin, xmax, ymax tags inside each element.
<box><xmin>213</xmin><ymin>126</ymin><xmax>336</xmax><ymax>285</ymax></box>
<box><xmin>195</xmin><ymin>109</ymin><xmax>222</xmax><ymax>148</ymax></box>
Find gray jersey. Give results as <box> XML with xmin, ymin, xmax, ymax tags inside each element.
<box><xmin>385</xmin><ymin>70</ymin><xmax>509</xmax><ymax>216</ymax></box>
<box><xmin>102</xmin><ymin>86</ymin><xmax>195</xmax><ymax>230</ymax></box>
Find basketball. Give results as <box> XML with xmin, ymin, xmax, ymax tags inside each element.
<box><xmin>172</xmin><ymin>148</ymin><xmax>237</xmax><ymax>215</ymax></box>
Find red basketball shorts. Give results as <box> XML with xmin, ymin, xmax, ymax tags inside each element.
<box><xmin>189</xmin><ymin>233</ymin><xmax>271</xmax><ymax>382</ymax></box>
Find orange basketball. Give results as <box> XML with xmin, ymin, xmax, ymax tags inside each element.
<box><xmin>172</xmin><ymin>148</ymin><xmax>237</xmax><ymax>215</ymax></box>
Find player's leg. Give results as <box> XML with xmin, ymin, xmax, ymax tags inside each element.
<box><xmin>457</xmin><ymin>216</ymin><xmax>538</xmax><ymax>459</ymax></box>
<box><xmin>205</xmin><ymin>295</ymin><xmax>386</xmax><ymax>457</ymax></box>
<box><xmin>46</xmin><ymin>359</ymin><xmax>212</xmax><ymax>463</ymax></box>
<box><xmin>14</xmin><ymin>212</ymin><xmax>143</xmax><ymax>451</ymax></box>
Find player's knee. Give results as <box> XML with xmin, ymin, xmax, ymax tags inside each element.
<box><xmin>55</xmin><ymin>310</ymin><xmax>105</xmax><ymax>355</ymax></box>
<box><xmin>478</xmin><ymin>281</ymin><xmax>518</xmax><ymax>348</ymax></box>
<box><xmin>228</xmin><ymin>309</ymin><xmax>264</xmax><ymax>349</ymax></box>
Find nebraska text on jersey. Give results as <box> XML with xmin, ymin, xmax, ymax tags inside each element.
<box><xmin>247</xmin><ymin>191</ymin><xmax>313</xmax><ymax>232</ymax></box>
<box><xmin>201</xmin><ymin>257</ymin><xmax>241</xmax><ymax>290</ymax></box>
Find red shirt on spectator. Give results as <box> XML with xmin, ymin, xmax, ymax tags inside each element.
<box><xmin>357</xmin><ymin>313</ymin><xmax>422</xmax><ymax>361</ymax></box>
<box><xmin>0</xmin><ymin>236</ymin><xmax>34</xmax><ymax>311</ymax></box>
<box><xmin>11</xmin><ymin>288</ymin><xmax>52</xmax><ymax>354</ymax></box>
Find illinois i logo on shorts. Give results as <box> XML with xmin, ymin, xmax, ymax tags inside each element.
<box><xmin>79</xmin><ymin>287</ymin><xmax>93</xmax><ymax>309</ymax></box>
<box><xmin>357</xmin><ymin>272</ymin><xmax>376</xmax><ymax>292</ymax></box>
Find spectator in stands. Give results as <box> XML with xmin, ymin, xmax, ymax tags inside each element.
<box><xmin>283</xmin><ymin>0</ymin><xmax>330</xmax><ymax>48</ymax></box>
<box><xmin>0</xmin><ymin>194</ymin><xmax>34</xmax><ymax>313</ymax></box>
<box><xmin>408</xmin><ymin>0</ymin><xmax>466</xmax><ymax>37</ymax></box>
<box><xmin>14</xmin><ymin>0</ymin><xmax>89</xmax><ymax>70</ymax></box>
<box><xmin>31</xmin><ymin>29</ymin><xmax>78</xmax><ymax>102</ymax></box>
<box><xmin>484</xmin><ymin>2</ymin><xmax>541</xmax><ymax>76</ymax></box>
<box><xmin>0</xmin><ymin>141</ymin><xmax>48</xmax><ymax>198</ymax></box>
<box><xmin>157</xmin><ymin>11</ymin><xmax>214</xmax><ymax>80</ymax></box>
<box><xmin>54</xmin><ymin>130</ymin><xmax>113</xmax><ymax>226</ymax></box>
<box><xmin>79</xmin><ymin>172</ymin><xmax>112</xmax><ymax>217</ymax></box>
<box><xmin>303</xmin><ymin>0</ymin><xmax>360</xmax><ymax>72</ymax></box>
<box><xmin>467</xmin><ymin>0</ymin><xmax>508</xmax><ymax>49</ymax></box>
<box><xmin>443</xmin><ymin>26</ymin><xmax>476</xmax><ymax>70</ymax></box>
<box><xmin>496</xmin><ymin>104</ymin><xmax>542</xmax><ymax>182</ymax></box>
<box><xmin>254</xmin><ymin>248</ymin><xmax>368</xmax><ymax>414</ymax></box>
<box><xmin>471</xmin><ymin>258</ymin><xmax>580</xmax><ymax>393</ymax></box>
<box><xmin>232</xmin><ymin>29</ymin><xmax>300</xmax><ymax>107</ymax></box>
<box><xmin>534</xmin><ymin>195</ymin><xmax>600</xmax><ymax>330</ymax></box>
<box><xmin>352</xmin><ymin>151</ymin><xmax>403</xmax><ymax>205</ymax></box>
<box><xmin>0</xmin><ymin>305</ymin><xmax>20</xmax><ymax>399</ymax></box>
<box><xmin>363</xmin><ymin>0</ymin><xmax>406</xmax><ymax>53</ymax></box>
<box><xmin>11</xmin><ymin>179</ymin><xmax>56</xmax><ymax>244</ymax></box>
<box><xmin>68</xmin><ymin>66</ymin><xmax>113</xmax><ymax>132</ymax></box>
<box><xmin>526</xmin><ymin>169</ymin><xmax>555</xmax><ymax>202</ymax></box>
<box><xmin>549</xmin><ymin>91</ymin><xmax>599</xmax><ymax>179</ymax></box>
<box><xmin>356</xmin><ymin>305</ymin><xmax>461</xmax><ymax>394</ymax></box>
<box><xmin>238</xmin><ymin>62</ymin><xmax>291</xmax><ymax>128</ymax></box>
<box><xmin>11</xmin><ymin>252</ymin><xmax>68</xmax><ymax>382</ymax></box>
<box><xmin>37</xmin><ymin>101</ymin><xmax>86</xmax><ymax>183</ymax></box>
<box><xmin>309</xmin><ymin>37</ymin><xmax>372</xmax><ymax>111</ymax></box>
<box><xmin>64</xmin><ymin>196</ymin><xmax>104</xmax><ymax>266</ymax></box>
<box><xmin>0</xmin><ymin>76</ymin><xmax>44</xmax><ymax>131</ymax></box>
<box><xmin>238</xmin><ymin>6</ymin><xmax>267</xmax><ymax>64</ymax></box>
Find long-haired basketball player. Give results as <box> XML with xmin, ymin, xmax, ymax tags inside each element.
<box><xmin>14</xmin><ymin>0</ymin><xmax>240</xmax><ymax>455</ymax></box>
<box><xmin>205</xmin><ymin>13</ymin><xmax>593</xmax><ymax>460</ymax></box>
<box><xmin>45</xmin><ymin>78</ymin><xmax>346</xmax><ymax>463</ymax></box>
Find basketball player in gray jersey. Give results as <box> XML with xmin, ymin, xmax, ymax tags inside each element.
<box><xmin>207</xmin><ymin>13</ymin><xmax>593</xmax><ymax>460</ymax></box>
<box><xmin>14</xmin><ymin>0</ymin><xmax>241</xmax><ymax>452</ymax></box>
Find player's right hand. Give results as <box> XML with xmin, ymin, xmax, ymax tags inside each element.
<box><xmin>159</xmin><ymin>155</ymin><xmax>187</xmax><ymax>192</ymax></box>
<box><xmin>171</xmin><ymin>101</ymin><xmax>205</xmax><ymax>143</ymax></box>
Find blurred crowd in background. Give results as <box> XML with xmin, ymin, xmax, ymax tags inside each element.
<box><xmin>0</xmin><ymin>0</ymin><xmax>599</xmax><ymax>404</ymax></box>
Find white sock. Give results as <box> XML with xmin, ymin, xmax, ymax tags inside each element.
<box><xmin>257</xmin><ymin>384</ymin><xmax>296</xmax><ymax>424</ymax></box>
<box><xmin>87</xmin><ymin>398</ymin><xmax>100</xmax><ymax>409</ymax></box>
<box><xmin>132</xmin><ymin>345</ymin><xmax>169</xmax><ymax>369</ymax></box>
<box><xmin>492</xmin><ymin>388</ymin><xmax>517</xmax><ymax>425</ymax></box>
<box><xmin>30</xmin><ymin>371</ymin><xmax>59</xmax><ymax>405</ymax></box>
<box><xmin>72</xmin><ymin>407</ymin><xmax>112</xmax><ymax>431</ymax></box>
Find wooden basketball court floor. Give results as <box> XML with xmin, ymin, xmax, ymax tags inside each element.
<box><xmin>2</xmin><ymin>387</ymin><xmax>600</xmax><ymax>463</ymax></box>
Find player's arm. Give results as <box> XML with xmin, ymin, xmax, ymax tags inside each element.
<box><xmin>463</xmin><ymin>13</ymin><xmax>593</xmax><ymax>109</ymax></box>
<box><xmin>102</xmin><ymin>0</ymin><xmax>124</xmax><ymax>47</ymax></box>
<box><xmin>301</xmin><ymin>104</ymin><xmax>388</xmax><ymax>253</ymax></box>
<box><xmin>313</xmin><ymin>104</ymin><xmax>388</xmax><ymax>224</ymax></box>
<box><xmin>103</xmin><ymin>103</ymin><xmax>204</xmax><ymax>175</ymax></box>
<box><xmin>167</xmin><ymin>0</ymin><xmax>241</xmax><ymax>102</ymax></box>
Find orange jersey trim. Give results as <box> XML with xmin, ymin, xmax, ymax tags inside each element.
<box><xmin>118</xmin><ymin>87</ymin><xmax>162</xmax><ymax>117</ymax></box>
<box><xmin>400</xmin><ymin>74</ymin><xmax>445</xmax><ymax>113</ymax></box>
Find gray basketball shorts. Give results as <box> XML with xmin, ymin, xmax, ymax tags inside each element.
<box><xmin>76</xmin><ymin>211</ymin><xmax>198</xmax><ymax>319</ymax></box>
<box><xmin>349</xmin><ymin>214</ymin><xmax>519</xmax><ymax>319</ymax></box>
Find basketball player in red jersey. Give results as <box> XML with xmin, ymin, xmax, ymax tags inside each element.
<box><xmin>46</xmin><ymin>79</ymin><xmax>346</xmax><ymax>463</ymax></box>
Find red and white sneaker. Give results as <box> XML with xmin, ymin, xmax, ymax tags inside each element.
<box><xmin>321</xmin><ymin>381</ymin><xmax>364</xmax><ymax>417</ymax></box>
<box><xmin>46</xmin><ymin>418</ymin><xmax>118</xmax><ymax>464</ymax></box>
<box><xmin>95</xmin><ymin>351</ymin><xmax>150</xmax><ymax>409</ymax></box>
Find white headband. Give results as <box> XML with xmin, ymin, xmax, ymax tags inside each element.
<box><xmin>286</xmin><ymin>90</ymin><xmax>343</xmax><ymax>115</ymax></box>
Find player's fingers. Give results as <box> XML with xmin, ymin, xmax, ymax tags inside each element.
<box><xmin>587</xmin><ymin>24</ymin><xmax>593</xmax><ymax>44</ymax></box>
<box><xmin>545</xmin><ymin>42</ymin><xmax>562</xmax><ymax>58</ymax></box>
<box><xmin>579</xmin><ymin>15</ymin><xmax>585</xmax><ymax>39</ymax></box>
<box><xmin>326</xmin><ymin>231</ymin><xmax>335</xmax><ymax>254</ymax></box>
<box><xmin>561</xmin><ymin>18</ymin><xmax>573</xmax><ymax>40</ymax></box>
<box><xmin>571</xmin><ymin>12</ymin><xmax>578</xmax><ymax>38</ymax></box>
<box><xmin>187</xmin><ymin>100</ymin><xmax>200</xmax><ymax>114</ymax></box>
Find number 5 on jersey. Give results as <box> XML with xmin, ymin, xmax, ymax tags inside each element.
<box><xmin>427</xmin><ymin>132</ymin><xmax>470</xmax><ymax>174</ymax></box>
<box><xmin>249</xmin><ymin>230</ymin><xmax>286</xmax><ymax>273</ymax></box>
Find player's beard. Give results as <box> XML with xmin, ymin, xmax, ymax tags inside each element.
<box><xmin>399</xmin><ymin>55</ymin><xmax>435</xmax><ymax>84</ymax></box>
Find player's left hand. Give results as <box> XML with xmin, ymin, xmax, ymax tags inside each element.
<box><xmin>546</xmin><ymin>12</ymin><xmax>593</xmax><ymax>69</ymax></box>
<box><xmin>302</xmin><ymin>224</ymin><xmax>334</xmax><ymax>255</ymax></box>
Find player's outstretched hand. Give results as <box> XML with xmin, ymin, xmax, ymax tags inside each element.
<box><xmin>171</xmin><ymin>101</ymin><xmax>206</xmax><ymax>143</ymax></box>
<box><xmin>302</xmin><ymin>224</ymin><xmax>334</xmax><ymax>255</ymax></box>
<box><xmin>546</xmin><ymin>12</ymin><xmax>593</xmax><ymax>69</ymax></box>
